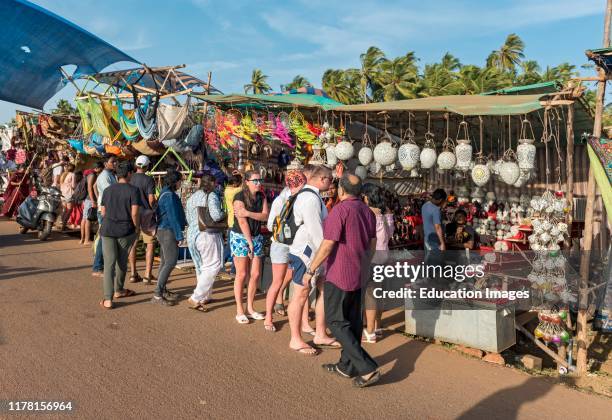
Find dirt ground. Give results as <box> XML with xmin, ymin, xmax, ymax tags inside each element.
<box><xmin>1</xmin><ymin>219</ymin><xmax>610</xmax><ymax>419</ymax></box>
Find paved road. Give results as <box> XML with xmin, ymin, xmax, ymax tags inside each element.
<box><xmin>0</xmin><ymin>219</ymin><xmax>610</xmax><ymax>419</ymax></box>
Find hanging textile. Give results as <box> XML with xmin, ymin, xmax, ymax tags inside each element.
<box><xmin>587</xmin><ymin>144</ymin><xmax>612</xmax><ymax>219</ymax></box>
<box><xmin>156</xmin><ymin>97</ymin><xmax>191</xmax><ymax>141</ymax></box>
<box><xmin>76</xmin><ymin>97</ymin><xmax>115</xmax><ymax>138</ymax></box>
<box><xmin>134</xmin><ymin>93</ymin><xmax>158</xmax><ymax>140</ymax></box>
<box><xmin>115</xmin><ymin>97</ymin><xmax>139</xmax><ymax>140</ymax></box>
<box><xmin>0</xmin><ymin>125</ymin><xmax>14</xmax><ymax>151</ymax></box>
<box><xmin>132</xmin><ymin>139</ymin><xmax>163</xmax><ymax>156</ymax></box>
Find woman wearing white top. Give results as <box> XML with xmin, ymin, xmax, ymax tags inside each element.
<box><xmin>186</xmin><ymin>175</ymin><xmax>226</xmax><ymax>311</ymax></box>
<box><xmin>263</xmin><ymin>170</ymin><xmax>306</xmax><ymax>332</ymax></box>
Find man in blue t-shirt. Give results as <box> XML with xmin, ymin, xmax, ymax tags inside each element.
<box><xmin>421</xmin><ymin>188</ymin><xmax>447</xmax><ymax>251</ymax></box>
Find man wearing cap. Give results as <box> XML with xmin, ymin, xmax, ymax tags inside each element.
<box><xmin>128</xmin><ymin>155</ymin><xmax>157</xmax><ymax>284</ymax></box>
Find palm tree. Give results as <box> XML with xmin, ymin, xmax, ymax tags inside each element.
<box><xmin>457</xmin><ymin>65</ymin><xmax>511</xmax><ymax>94</ymax></box>
<box><xmin>440</xmin><ymin>52</ymin><xmax>461</xmax><ymax>72</ymax></box>
<box><xmin>52</xmin><ymin>99</ymin><xmax>76</xmax><ymax>115</ymax></box>
<box><xmin>283</xmin><ymin>75</ymin><xmax>312</xmax><ymax>91</ymax></box>
<box><xmin>553</xmin><ymin>62</ymin><xmax>578</xmax><ymax>82</ymax></box>
<box><xmin>322</xmin><ymin>69</ymin><xmax>357</xmax><ymax>104</ymax></box>
<box><xmin>244</xmin><ymin>69</ymin><xmax>272</xmax><ymax>94</ymax></box>
<box><xmin>487</xmin><ymin>33</ymin><xmax>525</xmax><ymax>73</ymax></box>
<box><xmin>376</xmin><ymin>57</ymin><xmax>420</xmax><ymax>101</ymax></box>
<box><xmin>515</xmin><ymin>60</ymin><xmax>542</xmax><ymax>85</ymax></box>
<box><xmin>422</xmin><ymin>64</ymin><xmax>460</xmax><ymax>97</ymax></box>
<box><xmin>359</xmin><ymin>46</ymin><xmax>387</xmax><ymax>103</ymax></box>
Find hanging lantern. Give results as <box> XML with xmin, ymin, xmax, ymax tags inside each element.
<box><xmin>373</xmin><ymin>137</ymin><xmax>397</xmax><ymax>166</ymax></box>
<box><xmin>513</xmin><ymin>169</ymin><xmax>531</xmax><ymax>188</ymax></box>
<box><xmin>471</xmin><ymin>159</ymin><xmax>491</xmax><ymax>187</ymax></box>
<box><xmin>437</xmin><ymin>137</ymin><xmax>456</xmax><ymax>170</ymax></box>
<box><xmin>517</xmin><ymin>138</ymin><xmax>536</xmax><ymax>170</ymax></box>
<box><xmin>358</xmin><ymin>147</ymin><xmax>373</xmax><ymax>166</ymax></box>
<box><xmin>334</xmin><ymin>140</ymin><xmax>354</xmax><ymax>160</ymax></box>
<box><xmin>398</xmin><ymin>128</ymin><xmax>420</xmax><ymax>170</ymax></box>
<box><xmin>324</xmin><ymin>143</ymin><xmax>338</xmax><ymax>167</ymax></box>
<box><xmin>308</xmin><ymin>144</ymin><xmax>326</xmax><ymax>166</ymax></box>
<box><xmin>454</xmin><ymin>121</ymin><xmax>473</xmax><ymax>171</ymax></box>
<box><xmin>368</xmin><ymin>161</ymin><xmax>382</xmax><ymax>175</ymax></box>
<box><xmin>419</xmin><ymin>133</ymin><xmax>437</xmax><ymax>169</ymax></box>
<box><xmin>500</xmin><ymin>150</ymin><xmax>520</xmax><ymax>185</ymax></box>
<box><xmin>355</xmin><ymin>165</ymin><xmax>368</xmax><ymax>180</ymax></box>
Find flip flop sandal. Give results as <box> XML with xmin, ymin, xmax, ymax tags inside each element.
<box><xmin>129</xmin><ymin>274</ymin><xmax>143</xmax><ymax>283</ymax></box>
<box><xmin>246</xmin><ymin>312</ymin><xmax>265</xmax><ymax>320</ymax></box>
<box><xmin>264</xmin><ymin>323</ymin><xmax>276</xmax><ymax>332</ymax></box>
<box><xmin>291</xmin><ymin>346</ymin><xmax>318</xmax><ymax>356</ymax></box>
<box><xmin>274</xmin><ymin>303</ymin><xmax>286</xmax><ymax>316</ymax></box>
<box><xmin>99</xmin><ymin>300</ymin><xmax>113</xmax><ymax>310</ymax></box>
<box><xmin>187</xmin><ymin>299</ymin><xmax>208</xmax><ymax>312</ymax></box>
<box><xmin>114</xmin><ymin>289</ymin><xmax>136</xmax><ymax>298</ymax></box>
<box><xmin>302</xmin><ymin>329</ymin><xmax>316</xmax><ymax>337</ymax></box>
<box><xmin>235</xmin><ymin>314</ymin><xmax>250</xmax><ymax>324</ymax></box>
<box><xmin>314</xmin><ymin>340</ymin><xmax>342</xmax><ymax>349</ymax></box>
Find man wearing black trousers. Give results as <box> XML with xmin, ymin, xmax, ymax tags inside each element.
<box><xmin>302</xmin><ymin>173</ymin><xmax>380</xmax><ymax>388</ymax></box>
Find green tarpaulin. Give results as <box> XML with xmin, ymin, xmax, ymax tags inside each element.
<box><xmin>192</xmin><ymin>93</ymin><xmax>342</xmax><ymax>110</ymax></box>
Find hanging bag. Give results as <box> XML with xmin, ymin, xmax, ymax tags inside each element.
<box><xmin>197</xmin><ymin>192</ymin><xmax>227</xmax><ymax>232</ymax></box>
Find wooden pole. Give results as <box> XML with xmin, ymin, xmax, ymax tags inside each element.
<box><xmin>565</xmin><ymin>104</ymin><xmax>574</xmax><ymax>245</ymax></box>
<box><xmin>576</xmin><ymin>0</ymin><xmax>612</xmax><ymax>375</ymax></box>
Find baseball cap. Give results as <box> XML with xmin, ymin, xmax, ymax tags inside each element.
<box><xmin>135</xmin><ymin>155</ymin><xmax>150</xmax><ymax>168</ymax></box>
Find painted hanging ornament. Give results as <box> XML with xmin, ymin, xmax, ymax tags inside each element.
<box><xmin>355</xmin><ymin>165</ymin><xmax>368</xmax><ymax>180</ymax></box>
<box><xmin>373</xmin><ymin>135</ymin><xmax>397</xmax><ymax>166</ymax></box>
<box><xmin>334</xmin><ymin>139</ymin><xmax>354</xmax><ymax>161</ymax></box>
<box><xmin>454</xmin><ymin>121</ymin><xmax>473</xmax><ymax>171</ymax></box>
<box><xmin>368</xmin><ymin>161</ymin><xmax>382</xmax><ymax>176</ymax></box>
<box><xmin>437</xmin><ymin>137</ymin><xmax>456</xmax><ymax>170</ymax></box>
<box><xmin>358</xmin><ymin>132</ymin><xmax>374</xmax><ymax>166</ymax></box>
<box><xmin>471</xmin><ymin>158</ymin><xmax>491</xmax><ymax>187</ymax></box>
<box><xmin>397</xmin><ymin>128</ymin><xmax>420</xmax><ymax>170</ymax></box>
<box><xmin>419</xmin><ymin>132</ymin><xmax>437</xmax><ymax>169</ymax></box>
<box><xmin>324</xmin><ymin>143</ymin><xmax>338</xmax><ymax>167</ymax></box>
<box><xmin>308</xmin><ymin>144</ymin><xmax>326</xmax><ymax>166</ymax></box>
<box><xmin>517</xmin><ymin>118</ymin><xmax>537</xmax><ymax>170</ymax></box>
<box><xmin>499</xmin><ymin>150</ymin><xmax>520</xmax><ymax>185</ymax></box>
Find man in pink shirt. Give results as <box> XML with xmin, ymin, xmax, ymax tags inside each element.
<box><xmin>302</xmin><ymin>173</ymin><xmax>380</xmax><ymax>388</ymax></box>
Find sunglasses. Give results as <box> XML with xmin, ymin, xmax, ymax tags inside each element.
<box><xmin>248</xmin><ymin>178</ymin><xmax>263</xmax><ymax>185</ymax></box>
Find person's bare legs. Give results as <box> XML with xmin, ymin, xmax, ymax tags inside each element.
<box><xmin>80</xmin><ymin>217</ymin><xmax>86</xmax><ymax>244</ymax></box>
<box><xmin>128</xmin><ymin>242</ymin><xmax>137</xmax><ymax>277</ymax></box>
<box><xmin>288</xmin><ymin>283</ymin><xmax>315</xmax><ymax>352</ymax></box>
<box><xmin>265</xmin><ymin>262</ymin><xmax>288</xmax><ymax>326</ymax></box>
<box><xmin>246</xmin><ymin>256</ymin><xmax>262</xmax><ymax>314</ymax></box>
<box><xmin>275</xmin><ymin>268</ymin><xmax>293</xmax><ymax>306</ymax></box>
<box><xmin>302</xmin><ymin>295</ymin><xmax>314</xmax><ymax>334</ymax></box>
<box><xmin>144</xmin><ymin>242</ymin><xmax>154</xmax><ymax>279</ymax></box>
<box><xmin>233</xmin><ymin>256</ymin><xmax>250</xmax><ymax>316</ymax></box>
<box><xmin>83</xmin><ymin>219</ymin><xmax>92</xmax><ymax>244</ymax></box>
<box><xmin>365</xmin><ymin>308</ymin><xmax>377</xmax><ymax>335</ymax></box>
<box><xmin>313</xmin><ymin>281</ymin><xmax>337</xmax><ymax>345</ymax></box>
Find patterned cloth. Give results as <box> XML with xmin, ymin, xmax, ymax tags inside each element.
<box><xmin>230</xmin><ymin>231</ymin><xmax>264</xmax><ymax>257</ymax></box>
<box><xmin>186</xmin><ymin>190</ymin><xmax>225</xmax><ymax>275</ymax></box>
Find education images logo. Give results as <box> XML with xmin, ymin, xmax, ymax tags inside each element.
<box><xmin>370</xmin><ymin>261</ymin><xmax>530</xmax><ymax>301</ymax></box>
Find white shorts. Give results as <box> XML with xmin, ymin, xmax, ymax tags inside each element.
<box><xmin>270</xmin><ymin>241</ymin><xmax>290</xmax><ymax>264</ymax></box>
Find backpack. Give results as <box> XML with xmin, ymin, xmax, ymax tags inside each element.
<box><xmin>272</xmin><ymin>189</ymin><xmax>320</xmax><ymax>245</ymax></box>
<box><xmin>72</xmin><ymin>177</ymin><xmax>88</xmax><ymax>203</ymax></box>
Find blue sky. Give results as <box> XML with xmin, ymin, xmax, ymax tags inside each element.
<box><xmin>0</xmin><ymin>0</ymin><xmax>607</xmax><ymax>122</ymax></box>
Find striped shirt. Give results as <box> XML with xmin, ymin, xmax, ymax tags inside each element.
<box><xmin>323</xmin><ymin>197</ymin><xmax>376</xmax><ymax>292</ymax></box>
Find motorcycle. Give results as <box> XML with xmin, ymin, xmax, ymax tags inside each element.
<box><xmin>16</xmin><ymin>173</ymin><xmax>62</xmax><ymax>241</ymax></box>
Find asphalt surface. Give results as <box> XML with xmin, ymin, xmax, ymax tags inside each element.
<box><xmin>0</xmin><ymin>219</ymin><xmax>610</xmax><ymax>419</ymax></box>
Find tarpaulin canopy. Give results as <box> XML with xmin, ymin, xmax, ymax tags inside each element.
<box><xmin>482</xmin><ymin>81</ymin><xmax>563</xmax><ymax>96</ymax></box>
<box><xmin>332</xmin><ymin>94</ymin><xmax>549</xmax><ymax>115</ymax></box>
<box><xmin>586</xmin><ymin>47</ymin><xmax>612</xmax><ymax>74</ymax></box>
<box><xmin>0</xmin><ymin>0</ymin><xmax>138</xmax><ymax>109</ymax></box>
<box><xmin>84</xmin><ymin>67</ymin><xmax>222</xmax><ymax>95</ymax></box>
<box><xmin>279</xmin><ymin>87</ymin><xmax>330</xmax><ymax>98</ymax></box>
<box><xmin>192</xmin><ymin>93</ymin><xmax>342</xmax><ymax>110</ymax></box>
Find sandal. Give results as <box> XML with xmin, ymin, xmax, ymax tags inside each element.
<box><xmin>113</xmin><ymin>289</ymin><xmax>136</xmax><ymax>298</ymax></box>
<box><xmin>291</xmin><ymin>346</ymin><xmax>318</xmax><ymax>356</ymax></box>
<box><xmin>142</xmin><ymin>276</ymin><xmax>157</xmax><ymax>285</ymax></box>
<box><xmin>314</xmin><ymin>339</ymin><xmax>342</xmax><ymax>349</ymax></box>
<box><xmin>187</xmin><ymin>298</ymin><xmax>208</xmax><ymax>312</ymax></box>
<box><xmin>274</xmin><ymin>303</ymin><xmax>286</xmax><ymax>316</ymax></box>
<box><xmin>362</xmin><ymin>329</ymin><xmax>377</xmax><ymax>344</ymax></box>
<box><xmin>302</xmin><ymin>329</ymin><xmax>316</xmax><ymax>337</ymax></box>
<box><xmin>99</xmin><ymin>300</ymin><xmax>113</xmax><ymax>310</ymax></box>
<box><xmin>352</xmin><ymin>371</ymin><xmax>381</xmax><ymax>388</ymax></box>
<box><xmin>246</xmin><ymin>312</ymin><xmax>265</xmax><ymax>321</ymax></box>
<box><xmin>129</xmin><ymin>273</ymin><xmax>142</xmax><ymax>283</ymax></box>
<box><xmin>235</xmin><ymin>314</ymin><xmax>250</xmax><ymax>324</ymax></box>
<box><xmin>264</xmin><ymin>323</ymin><xmax>276</xmax><ymax>332</ymax></box>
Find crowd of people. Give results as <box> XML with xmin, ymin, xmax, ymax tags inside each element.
<box><xmin>3</xmin><ymin>151</ymin><xmax>466</xmax><ymax>389</ymax></box>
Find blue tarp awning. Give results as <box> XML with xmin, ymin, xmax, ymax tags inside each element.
<box><xmin>0</xmin><ymin>0</ymin><xmax>139</xmax><ymax>109</ymax></box>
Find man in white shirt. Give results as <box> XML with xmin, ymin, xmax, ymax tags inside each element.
<box><xmin>52</xmin><ymin>156</ymin><xmax>69</xmax><ymax>187</ymax></box>
<box><xmin>287</xmin><ymin>165</ymin><xmax>339</xmax><ymax>355</ymax></box>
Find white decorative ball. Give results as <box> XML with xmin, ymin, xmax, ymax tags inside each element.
<box><xmin>398</xmin><ymin>143</ymin><xmax>420</xmax><ymax>170</ymax></box>
<box><xmin>373</xmin><ymin>142</ymin><xmax>397</xmax><ymax>166</ymax></box>
<box><xmin>500</xmin><ymin>161</ymin><xmax>520</xmax><ymax>185</ymax></box>
<box><xmin>324</xmin><ymin>144</ymin><xmax>337</xmax><ymax>167</ymax></box>
<box><xmin>334</xmin><ymin>141</ymin><xmax>354</xmax><ymax>161</ymax></box>
<box><xmin>368</xmin><ymin>161</ymin><xmax>382</xmax><ymax>175</ymax></box>
<box><xmin>420</xmin><ymin>147</ymin><xmax>437</xmax><ymax>169</ymax></box>
<box><xmin>355</xmin><ymin>165</ymin><xmax>368</xmax><ymax>180</ymax></box>
<box><xmin>358</xmin><ymin>147</ymin><xmax>373</xmax><ymax>166</ymax></box>
<box><xmin>471</xmin><ymin>164</ymin><xmax>491</xmax><ymax>187</ymax></box>
<box><xmin>437</xmin><ymin>150</ymin><xmax>456</xmax><ymax>170</ymax></box>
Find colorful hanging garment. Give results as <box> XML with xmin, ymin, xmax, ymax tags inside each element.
<box><xmin>134</xmin><ymin>94</ymin><xmax>158</xmax><ymax>139</ymax></box>
<box><xmin>115</xmin><ymin>97</ymin><xmax>139</xmax><ymax>140</ymax></box>
<box><xmin>156</xmin><ymin>97</ymin><xmax>191</xmax><ymax>141</ymax></box>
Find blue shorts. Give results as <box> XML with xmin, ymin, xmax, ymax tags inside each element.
<box><xmin>289</xmin><ymin>253</ymin><xmax>308</xmax><ymax>286</ymax></box>
<box><xmin>230</xmin><ymin>231</ymin><xmax>264</xmax><ymax>258</ymax></box>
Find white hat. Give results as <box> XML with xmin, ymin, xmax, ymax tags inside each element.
<box><xmin>135</xmin><ymin>155</ymin><xmax>150</xmax><ymax>167</ymax></box>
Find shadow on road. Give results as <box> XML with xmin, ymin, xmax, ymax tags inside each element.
<box><xmin>0</xmin><ymin>264</ymin><xmax>92</xmax><ymax>281</ymax></box>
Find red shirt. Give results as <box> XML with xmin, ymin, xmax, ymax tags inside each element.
<box><xmin>323</xmin><ymin>197</ymin><xmax>377</xmax><ymax>291</ymax></box>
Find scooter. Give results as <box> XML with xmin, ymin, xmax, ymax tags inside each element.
<box><xmin>16</xmin><ymin>173</ymin><xmax>62</xmax><ymax>241</ymax></box>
